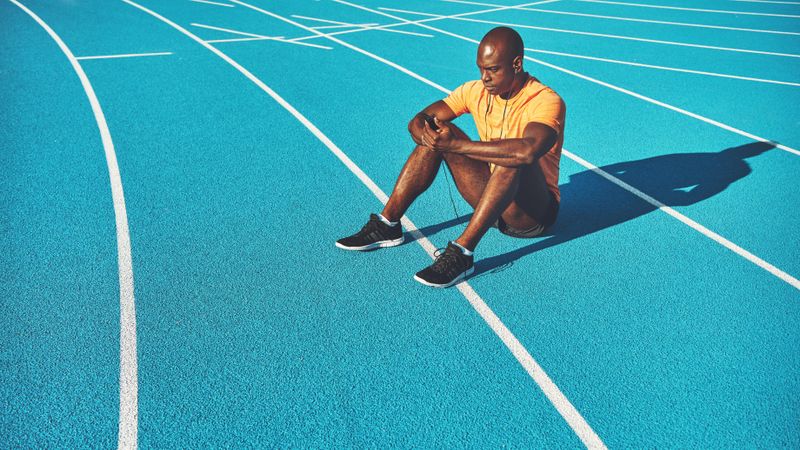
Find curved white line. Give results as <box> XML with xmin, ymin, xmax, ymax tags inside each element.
<box><xmin>121</xmin><ymin>0</ymin><xmax>606</xmax><ymax>448</ymax></box>
<box><xmin>9</xmin><ymin>1</ymin><xmax>138</xmax><ymax>448</ymax></box>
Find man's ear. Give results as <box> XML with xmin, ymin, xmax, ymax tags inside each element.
<box><xmin>513</xmin><ymin>56</ymin><xmax>523</xmax><ymax>73</ymax></box>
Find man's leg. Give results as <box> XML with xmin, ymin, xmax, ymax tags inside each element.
<box><xmin>453</xmin><ymin>160</ymin><xmax>552</xmax><ymax>251</ymax></box>
<box><xmin>381</xmin><ymin>144</ymin><xmax>445</xmax><ymax>222</ymax></box>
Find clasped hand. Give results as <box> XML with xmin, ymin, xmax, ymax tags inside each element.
<box><xmin>421</xmin><ymin>116</ymin><xmax>458</xmax><ymax>152</ymax></box>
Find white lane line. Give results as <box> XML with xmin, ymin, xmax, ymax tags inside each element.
<box><xmin>191</xmin><ymin>22</ymin><xmax>330</xmax><ymax>49</ymax></box>
<box><xmin>334</xmin><ymin>2</ymin><xmax>800</xmax><ymax>291</ymax></box>
<box><xmin>290</xmin><ymin>14</ymin><xmax>370</xmax><ymax>26</ymax></box>
<box><xmin>228</xmin><ymin>0</ymin><xmax>449</xmax><ymax>91</ymax></box>
<box><xmin>563</xmin><ymin>149</ymin><xmax>800</xmax><ymax>290</ymax></box>
<box><xmin>311</xmin><ymin>23</ymin><xmax>379</xmax><ymax>30</ymax></box>
<box><xmin>577</xmin><ymin>0</ymin><xmax>800</xmax><ymax>18</ymax></box>
<box><xmin>191</xmin><ymin>22</ymin><xmax>275</xmax><ymax>38</ymax></box>
<box><xmin>121</xmin><ymin>1</ymin><xmax>606</xmax><ymax>448</ymax></box>
<box><xmin>209</xmin><ymin>37</ymin><xmax>329</xmax><ymax>49</ymax></box>
<box><xmin>381</xmin><ymin>6</ymin><xmax>800</xmax><ymax>59</ymax></box>
<box><xmin>10</xmin><ymin>1</ymin><xmax>139</xmax><ymax>449</ymax></box>
<box><xmin>76</xmin><ymin>51</ymin><xmax>173</xmax><ymax>60</ymax></box>
<box><xmin>189</xmin><ymin>0</ymin><xmax>234</xmax><ymax>7</ymax></box>
<box><xmin>525</xmin><ymin>48</ymin><xmax>800</xmax><ymax>87</ymax></box>
<box><xmin>443</xmin><ymin>0</ymin><xmax>800</xmax><ymax>36</ymax></box>
<box><xmin>205</xmin><ymin>36</ymin><xmax>281</xmax><ymax>43</ymax></box>
<box><xmin>732</xmin><ymin>0</ymin><xmax>800</xmax><ymax>4</ymax></box>
<box><xmin>288</xmin><ymin>17</ymin><xmax>433</xmax><ymax>39</ymax></box>
<box><xmin>286</xmin><ymin>0</ymin><xmax>560</xmax><ymax>42</ymax></box>
<box><xmin>358</xmin><ymin>3</ymin><xmax>800</xmax><ymax>157</ymax></box>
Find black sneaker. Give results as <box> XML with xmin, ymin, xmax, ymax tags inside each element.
<box><xmin>414</xmin><ymin>242</ymin><xmax>474</xmax><ymax>288</ymax></box>
<box><xmin>336</xmin><ymin>213</ymin><xmax>404</xmax><ymax>251</ymax></box>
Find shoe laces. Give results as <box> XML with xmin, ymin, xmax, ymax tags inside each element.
<box><xmin>430</xmin><ymin>246</ymin><xmax>462</xmax><ymax>274</ymax></box>
<box><xmin>357</xmin><ymin>215</ymin><xmax>382</xmax><ymax>236</ymax></box>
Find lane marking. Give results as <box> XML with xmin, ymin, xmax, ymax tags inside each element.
<box><xmin>287</xmin><ymin>15</ymin><xmax>434</xmax><ymax>39</ymax></box>
<box><xmin>732</xmin><ymin>0</ymin><xmax>800</xmax><ymax>4</ymax></box>
<box><xmin>332</xmin><ymin>1</ymin><xmax>800</xmax><ymax>290</ymax></box>
<box><xmin>287</xmin><ymin>0</ymin><xmax>561</xmax><ymax>42</ymax></box>
<box><xmin>76</xmin><ymin>51</ymin><xmax>173</xmax><ymax>60</ymax></box>
<box><xmin>121</xmin><ymin>0</ymin><xmax>606</xmax><ymax>448</ymax></box>
<box><xmin>443</xmin><ymin>0</ymin><xmax>800</xmax><ymax>36</ymax></box>
<box><xmin>189</xmin><ymin>0</ymin><xmax>234</xmax><ymax>7</ymax></box>
<box><xmin>191</xmin><ymin>22</ymin><xmax>330</xmax><ymax>49</ymax></box>
<box><xmin>311</xmin><ymin>23</ymin><xmax>379</xmax><ymax>30</ymax></box>
<box><xmin>525</xmin><ymin>48</ymin><xmax>800</xmax><ymax>87</ymax></box>
<box><xmin>191</xmin><ymin>22</ymin><xmax>282</xmax><ymax>38</ymax></box>
<box><xmin>577</xmin><ymin>0</ymin><xmax>800</xmax><ymax>18</ymax></box>
<box><xmin>290</xmin><ymin>14</ymin><xmax>374</xmax><ymax>26</ymax></box>
<box><xmin>381</xmin><ymin>6</ymin><xmax>800</xmax><ymax>59</ymax></box>
<box><xmin>362</xmin><ymin>3</ymin><xmax>800</xmax><ymax>157</ymax></box>
<box><xmin>9</xmin><ymin>1</ymin><xmax>139</xmax><ymax>448</ymax></box>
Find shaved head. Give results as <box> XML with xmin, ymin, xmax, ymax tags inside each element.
<box><xmin>478</xmin><ymin>27</ymin><xmax>524</xmax><ymax>63</ymax></box>
<box><xmin>476</xmin><ymin>27</ymin><xmax>526</xmax><ymax>98</ymax></box>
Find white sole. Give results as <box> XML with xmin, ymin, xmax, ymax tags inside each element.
<box><xmin>335</xmin><ymin>235</ymin><xmax>404</xmax><ymax>251</ymax></box>
<box><xmin>413</xmin><ymin>266</ymin><xmax>475</xmax><ymax>288</ymax></box>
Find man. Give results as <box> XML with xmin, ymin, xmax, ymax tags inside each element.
<box><xmin>336</xmin><ymin>27</ymin><xmax>566</xmax><ymax>288</ymax></box>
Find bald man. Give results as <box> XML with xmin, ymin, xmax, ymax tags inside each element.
<box><xmin>336</xmin><ymin>27</ymin><xmax>566</xmax><ymax>288</ymax></box>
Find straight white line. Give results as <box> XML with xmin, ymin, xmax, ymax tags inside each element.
<box><xmin>10</xmin><ymin>1</ymin><xmax>138</xmax><ymax>449</ymax></box>
<box><xmin>190</xmin><ymin>22</ymin><xmax>278</xmax><ymax>38</ymax></box>
<box><xmin>189</xmin><ymin>0</ymin><xmax>234</xmax><ymax>7</ymax></box>
<box><xmin>205</xmin><ymin>36</ymin><xmax>279</xmax><ymax>43</ymax></box>
<box><xmin>443</xmin><ymin>0</ymin><xmax>800</xmax><ymax>36</ymax></box>
<box><xmin>526</xmin><ymin>48</ymin><xmax>800</xmax><ymax>87</ymax></box>
<box><xmin>333</xmin><ymin>1</ymin><xmax>800</xmax><ymax>291</ymax></box>
<box><xmin>286</xmin><ymin>0</ymin><xmax>560</xmax><ymax>42</ymax></box>
<box><xmin>190</xmin><ymin>22</ymin><xmax>330</xmax><ymax>48</ymax></box>
<box><xmin>121</xmin><ymin>0</ymin><xmax>606</xmax><ymax>448</ymax></box>
<box><xmin>732</xmin><ymin>0</ymin><xmax>800</xmax><ymax>4</ymax></box>
<box><xmin>76</xmin><ymin>51</ymin><xmax>173</xmax><ymax>60</ymax></box>
<box><xmin>291</xmin><ymin>14</ymin><xmax>368</xmax><ymax>26</ymax></box>
<box><xmin>228</xmin><ymin>0</ymin><xmax>449</xmax><ymax>92</ymax></box>
<box><xmin>578</xmin><ymin>0</ymin><xmax>800</xmax><ymax>18</ymax></box>
<box><xmin>311</xmin><ymin>23</ymin><xmax>379</xmax><ymax>30</ymax></box>
<box><xmin>563</xmin><ymin>150</ymin><xmax>800</xmax><ymax>290</ymax></box>
<box><xmin>355</xmin><ymin>2</ymin><xmax>800</xmax><ymax>157</ymax></box>
<box><xmin>287</xmin><ymin>16</ymin><xmax>433</xmax><ymax>39</ymax></box>
<box><xmin>381</xmin><ymin>6</ymin><xmax>800</xmax><ymax>59</ymax></box>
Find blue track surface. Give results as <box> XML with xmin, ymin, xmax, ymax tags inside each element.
<box><xmin>2</xmin><ymin>0</ymin><xmax>799</xmax><ymax>447</ymax></box>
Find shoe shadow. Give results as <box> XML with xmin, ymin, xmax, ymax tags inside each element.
<box><xmin>402</xmin><ymin>214</ymin><xmax>472</xmax><ymax>245</ymax></box>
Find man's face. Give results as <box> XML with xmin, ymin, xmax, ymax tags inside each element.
<box><xmin>477</xmin><ymin>44</ymin><xmax>516</xmax><ymax>96</ymax></box>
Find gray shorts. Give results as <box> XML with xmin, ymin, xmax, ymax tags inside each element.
<box><xmin>495</xmin><ymin>191</ymin><xmax>559</xmax><ymax>239</ymax></box>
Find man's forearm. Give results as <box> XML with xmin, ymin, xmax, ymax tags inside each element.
<box><xmin>448</xmin><ymin>138</ymin><xmax>540</xmax><ymax>167</ymax></box>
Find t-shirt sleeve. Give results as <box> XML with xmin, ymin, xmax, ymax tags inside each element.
<box><xmin>526</xmin><ymin>91</ymin><xmax>566</xmax><ymax>135</ymax></box>
<box><xmin>442</xmin><ymin>82</ymin><xmax>473</xmax><ymax>117</ymax></box>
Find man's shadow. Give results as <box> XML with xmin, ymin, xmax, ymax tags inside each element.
<box><xmin>412</xmin><ymin>141</ymin><xmax>774</xmax><ymax>275</ymax></box>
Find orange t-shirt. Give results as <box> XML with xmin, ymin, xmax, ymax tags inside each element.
<box><xmin>442</xmin><ymin>75</ymin><xmax>566</xmax><ymax>202</ymax></box>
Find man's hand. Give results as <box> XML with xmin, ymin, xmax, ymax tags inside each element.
<box><xmin>420</xmin><ymin>117</ymin><xmax>460</xmax><ymax>152</ymax></box>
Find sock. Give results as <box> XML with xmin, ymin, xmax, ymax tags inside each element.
<box><xmin>377</xmin><ymin>213</ymin><xmax>398</xmax><ymax>227</ymax></box>
<box><xmin>452</xmin><ymin>241</ymin><xmax>474</xmax><ymax>256</ymax></box>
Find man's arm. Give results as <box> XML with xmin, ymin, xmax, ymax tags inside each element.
<box><xmin>423</xmin><ymin>120</ymin><xmax>558</xmax><ymax>167</ymax></box>
<box><xmin>408</xmin><ymin>100</ymin><xmax>458</xmax><ymax>146</ymax></box>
